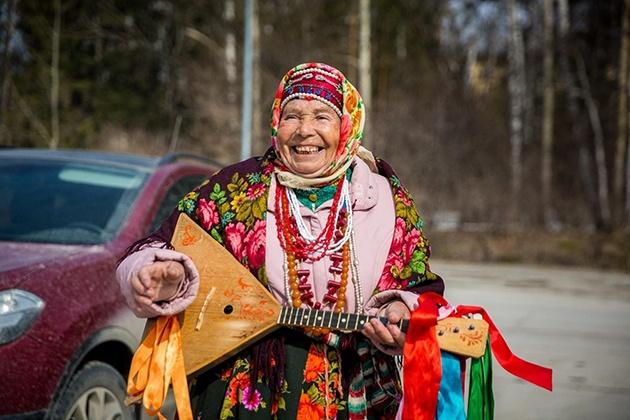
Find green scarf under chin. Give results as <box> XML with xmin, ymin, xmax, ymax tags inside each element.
<box><xmin>293</xmin><ymin>167</ymin><xmax>354</xmax><ymax>211</ymax></box>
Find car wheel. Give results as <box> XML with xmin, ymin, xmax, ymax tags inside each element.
<box><xmin>48</xmin><ymin>361</ymin><xmax>133</xmax><ymax>420</ymax></box>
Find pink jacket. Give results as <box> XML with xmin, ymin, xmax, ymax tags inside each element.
<box><xmin>116</xmin><ymin>158</ymin><xmax>420</xmax><ymax>317</ymax></box>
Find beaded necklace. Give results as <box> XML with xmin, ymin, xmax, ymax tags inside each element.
<box><xmin>282</xmin><ymin>212</ymin><xmax>350</xmax><ymax>311</ymax></box>
<box><xmin>285</xmin><ymin>179</ymin><xmax>353</xmax><ymax>254</ymax></box>
<box><xmin>275</xmin><ymin>176</ymin><xmax>348</xmax><ymax>262</ymax></box>
<box><xmin>275</xmin><ymin>175</ymin><xmax>363</xmax><ymax>315</ymax></box>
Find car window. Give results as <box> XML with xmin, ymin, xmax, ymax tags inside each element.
<box><xmin>147</xmin><ymin>175</ymin><xmax>206</xmax><ymax>234</ymax></box>
<box><xmin>0</xmin><ymin>160</ymin><xmax>148</xmax><ymax>244</ymax></box>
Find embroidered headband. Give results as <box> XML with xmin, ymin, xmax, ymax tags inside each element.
<box><xmin>280</xmin><ymin>67</ymin><xmax>343</xmax><ymax>117</ymax></box>
<box><xmin>271</xmin><ymin>62</ymin><xmax>365</xmax><ymax>188</ymax></box>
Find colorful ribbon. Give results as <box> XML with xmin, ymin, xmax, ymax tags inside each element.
<box><xmin>456</xmin><ymin>305</ymin><xmax>553</xmax><ymax>392</ymax></box>
<box><xmin>437</xmin><ymin>351</ymin><xmax>466</xmax><ymax>420</ymax></box>
<box><xmin>402</xmin><ymin>292</ymin><xmax>446</xmax><ymax>420</ymax></box>
<box><xmin>403</xmin><ymin>295</ymin><xmax>553</xmax><ymax>420</ymax></box>
<box><xmin>467</xmin><ymin>338</ymin><xmax>494</xmax><ymax>420</ymax></box>
<box><xmin>127</xmin><ymin>315</ymin><xmax>193</xmax><ymax>420</ymax></box>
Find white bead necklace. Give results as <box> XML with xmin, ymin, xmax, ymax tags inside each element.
<box><xmin>285</xmin><ymin>176</ymin><xmax>353</xmax><ymax>253</ymax></box>
<box><xmin>350</xmin><ymin>231</ymin><xmax>364</xmax><ymax>313</ymax></box>
<box><xmin>279</xmin><ymin>176</ymin><xmax>364</xmax><ymax>313</ymax></box>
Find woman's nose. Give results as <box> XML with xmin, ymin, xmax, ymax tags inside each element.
<box><xmin>296</xmin><ymin>118</ymin><xmax>316</xmax><ymax>137</ymax></box>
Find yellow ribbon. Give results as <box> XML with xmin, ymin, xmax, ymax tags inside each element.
<box><xmin>127</xmin><ymin>316</ymin><xmax>193</xmax><ymax>420</ymax></box>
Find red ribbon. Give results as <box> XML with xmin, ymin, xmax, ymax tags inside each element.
<box><xmin>402</xmin><ymin>296</ymin><xmax>553</xmax><ymax>420</ymax></box>
<box><xmin>402</xmin><ymin>292</ymin><xmax>447</xmax><ymax>420</ymax></box>
<box><xmin>456</xmin><ymin>305</ymin><xmax>553</xmax><ymax>391</ymax></box>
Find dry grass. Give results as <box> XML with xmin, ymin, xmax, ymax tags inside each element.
<box><xmin>429</xmin><ymin>229</ymin><xmax>630</xmax><ymax>272</ymax></box>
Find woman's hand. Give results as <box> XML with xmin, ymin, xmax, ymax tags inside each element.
<box><xmin>130</xmin><ymin>261</ymin><xmax>185</xmax><ymax>307</ymax></box>
<box><xmin>362</xmin><ymin>300</ymin><xmax>411</xmax><ymax>355</ymax></box>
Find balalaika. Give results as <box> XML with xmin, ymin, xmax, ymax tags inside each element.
<box><xmin>159</xmin><ymin>213</ymin><xmax>488</xmax><ymax>377</ymax></box>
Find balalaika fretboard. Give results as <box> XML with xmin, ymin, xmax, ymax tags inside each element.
<box><xmin>278</xmin><ymin>306</ymin><xmax>409</xmax><ymax>333</ymax></box>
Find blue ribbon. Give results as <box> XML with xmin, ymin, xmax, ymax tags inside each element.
<box><xmin>437</xmin><ymin>351</ymin><xmax>466</xmax><ymax>420</ymax></box>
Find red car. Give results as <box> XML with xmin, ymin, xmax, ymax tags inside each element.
<box><xmin>0</xmin><ymin>148</ymin><xmax>219</xmax><ymax>419</ymax></box>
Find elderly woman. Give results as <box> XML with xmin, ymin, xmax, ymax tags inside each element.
<box><xmin>117</xmin><ymin>62</ymin><xmax>445</xmax><ymax>419</ymax></box>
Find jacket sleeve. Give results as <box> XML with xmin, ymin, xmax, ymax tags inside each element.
<box><xmin>116</xmin><ymin>245</ymin><xmax>200</xmax><ymax>318</ymax></box>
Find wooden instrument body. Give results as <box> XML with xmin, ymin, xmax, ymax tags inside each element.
<box><xmin>165</xmin><ymin>214</ymin><xmax>488</xmax><ymax>377</ymax></box>
<box><xmin>169</xmin><ymin>214</ymin><xmax>283</xmax><ymax>376</ymax></box>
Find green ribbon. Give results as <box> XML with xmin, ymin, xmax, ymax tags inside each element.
<box><xmin>467</xmin><ymin>338</ymin><xmax>494</xmax><ymax>420</ymax></box>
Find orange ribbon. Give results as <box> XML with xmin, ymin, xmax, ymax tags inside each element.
<box><xmin>127</xmin><ymin>315</ymin><xmax>193</xmax><ymax>420</ymax></box>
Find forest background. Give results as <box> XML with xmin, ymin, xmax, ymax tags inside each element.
<box><xmin>1</xmin><ymin>0</ymin><xmax>629</xmax><ymax>271</ymax></box>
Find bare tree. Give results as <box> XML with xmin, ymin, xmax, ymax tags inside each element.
<box><xmin>0</xmin><ymin>0</ymin><xmax>17</xmax><ymax>145</ymax></box>
<box><xmin>576</xmin><ymin>52</ymin><xmax>612</xmax><ymax>228</ymax></box>
<box><xmin>558</xmin><ymin>0</ymin><xmax>598</xmax><ymax>228</ymax></box>
<box><xmin>252</xmin><ymin>0</ymin><xmax>263</xmax><ymax>154</ymax></box>
<box><xmin>347</xmin><ymin>0</ymin><xmax>358</xmax><ymax>83</ymax></box>
<box><xmin>297</xmin><ymin>0</ymin><xmax>312</xmax><ymax>49</ymax></box>
<box><xmin>13</xmin><ymin>84</ymin><xmax>50</xmax><ymax>143</ymax></box>
<box><xmin>541</xmin><ymin>0</ymin><xmax>556</xmax><ymax>228</ymax></box>
<box><xmin>49</xmin><ymin>0</ymin><xmax>61</xmax><ymax>149</ymax></box>
<box><xmin>616</xmin><ymin>0</ymin><xmax>630</xmax><ymax>224</ymax></box>
<box><xmin>224</xmin><ymin>0</ymin><xmax>237</xmax><ymax>103</ymax></box>
<box><xmin>359</xmin><ymin>0</ymin><xmax>372</xmax><ymax>149</ymax></box>
<box><xmin>626</xmin><ymin>120</ymin><xmax>630</xmax><ymax>224</ymax></box>
<box><xmin>507</xmin><ymin>0</ymin><xmax>526</xmax><ymax>225</ymax></box>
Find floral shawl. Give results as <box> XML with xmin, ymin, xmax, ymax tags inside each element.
<box><xmin>136</xmin><ymin>147</ymin><xmax>444</xmax><ymax>418</ymax></box>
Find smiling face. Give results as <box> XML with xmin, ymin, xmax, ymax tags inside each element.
<box><xmin>276</xmin><ymin>99</ymin><xmax>341</xmax><ymax>178</ymax></box>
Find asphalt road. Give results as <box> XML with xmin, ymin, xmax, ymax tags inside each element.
<box><xmin>431</xmin><ymin>259</ymin><xmax>630</xmax><ymax>420</ymax></box>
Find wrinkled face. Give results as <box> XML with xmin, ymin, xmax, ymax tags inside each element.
<box><xmin>276</xmin><ymin>99</ymin><xmax>341</xmax><ymax>178</ymax></box>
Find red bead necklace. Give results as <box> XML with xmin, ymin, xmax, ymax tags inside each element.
<box><xmin>274</xmin><ymin>176</ymin><xmax>345</xmax><ymax>262</ymax></box>
<box><xmin>274</xmin><ymin>178</ymin><xmax>350</xmax><ymax>313</ymax></box>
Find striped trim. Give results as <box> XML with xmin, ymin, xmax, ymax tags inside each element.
<box><xmin>280</xmin><ymin>92</ymin><xmax>343</xmax><ymax>117</ymax></box>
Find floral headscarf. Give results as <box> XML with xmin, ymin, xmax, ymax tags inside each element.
<box><xmin>270</xmin><ymin>62</ymin><xmax>366</xmax><ymax>188</ymax></box>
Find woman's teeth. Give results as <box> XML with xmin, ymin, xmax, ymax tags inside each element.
<box><xmin>293</xmin><ymin>146</ymin><xmax>320</xmax><ymax>154</ymax></box>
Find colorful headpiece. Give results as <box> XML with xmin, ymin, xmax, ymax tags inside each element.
<box><xmin>271</xmin><ymin>62</ymin><xmax>365</xmax><ymax>188</ymax></box>
<box><xmin>280</xmin><ymin>66</ymin><xmax>344</xmax><ymax>116</ymax></box>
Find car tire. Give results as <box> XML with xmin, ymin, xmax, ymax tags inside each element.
<box><xmin>47</xmin><ymin>361</ymin><xmax>134</xmax><ymax>420</ymax></box>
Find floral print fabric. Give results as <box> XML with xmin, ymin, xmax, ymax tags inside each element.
<box><xmin>147</xmin><ymin>148</ymin><xmax>443</xmax><ymax>419</ymax></box>
<box><xmin>376</xmin><ymin>165</ymin><xmax>439</xmax><ymax>293</ymax></box>
<box><xmin>297</xmin><ymin>343</ymin><xmax>345</xmax><ymax>419</ymax></box>
<box><xmin>218</xmin><ymin>358</ymin><xmax>288</xmax><ymax>418</ymax></box>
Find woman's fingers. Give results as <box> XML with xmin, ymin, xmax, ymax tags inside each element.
<box><xmin>134</xmin><ymin>293</ymin><xmax>154</xmax><ymax>307</ymax></box>
<box><xmin>388</xmin><ymin>323</ymin><xmax>406</xmax><ymax>348</ymax></box>
<box><xmin>369</xmin><ymin>318</ymin><xmax>397</xmax><ymax>345</ymax></box>
<box><xmin>132</xmin><ymin>269</ymin><xmax>154</xmax><ymax>298</ymax></box>
<box><xmin>384</xmin><ymin>300</ymin><xmax>411</xmax><ymax>323</ymax></box>
<box><xmin>362</xmin><ymin>301</ymin><xmax>411</xmax><ymax>355</ymax></box>
<box><xmin>133</xmin><ymin>261</ymin><xmax>185</xmax><ymax>302</ymax></box>
<box><xmin>363</xmin><ymin>318</ymin><xmax>402</xmax><ymax>355</ymax></box>
<box><xmin>384</xmin><ymin>301</ymin><xmax>410</xmax><ymax>348</ymax></box>
<box><xmin>163</xmin><ymin>261</ymin><xmax>185</xmax><ymax>285</ymax></box>
<box><xmin>155</xmin><ymin>261</ymin><xmax>185</xmax><ymax>301</ymax></box>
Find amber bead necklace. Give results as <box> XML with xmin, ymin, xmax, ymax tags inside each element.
<box><xmin>276</xmin><ymin>178</ymin><xmax>364</xmax><ymax>317</ymax></box>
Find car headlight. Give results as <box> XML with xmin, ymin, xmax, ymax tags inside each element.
<box><xmin>0</xmin><ymin>289</ymin><xmax>45</xmax><ymax>345</ymax></box>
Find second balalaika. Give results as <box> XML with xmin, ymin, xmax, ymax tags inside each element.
<box><xmin>167</xmin><ymin>213</ymin><xmax>489</xmax><ymax>377</ymax></box>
